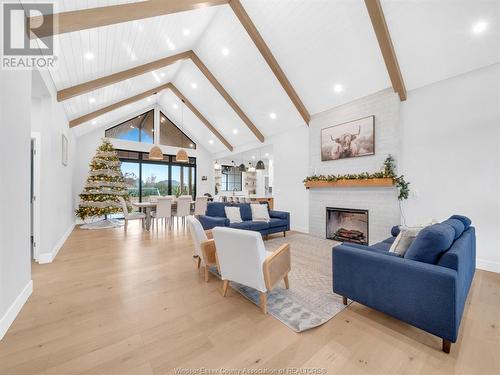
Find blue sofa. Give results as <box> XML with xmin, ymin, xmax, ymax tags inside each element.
<box><xmin>198</xmin><ymin>202</ymin><xmax>290</xmax><ymax>237</ymax></box>
<box><xmin>332</xmin><ymin>215</ymin><xmax>475</xmax><ymax>353</ymax></box>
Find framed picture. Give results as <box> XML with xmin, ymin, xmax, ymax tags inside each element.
<box><xmin>321</xmin><ymin>115</ymin><xmax>375</xmax><ymax>161</ymax></box>
<box><xmin>61</xmin><ymin>134</ymin><xmax>68</xmax><ymax>166</ymax></box>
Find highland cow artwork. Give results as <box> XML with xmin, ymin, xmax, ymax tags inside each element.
<box><xmin>321</xmin><ymin>116</ymin><xmax>375</xmax><ymax>161</ymax></box>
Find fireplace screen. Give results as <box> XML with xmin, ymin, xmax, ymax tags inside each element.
<box><xmin>326</xmin><ymin>207</ymin><xmax>369</xmax><ymax>245</ymax></box>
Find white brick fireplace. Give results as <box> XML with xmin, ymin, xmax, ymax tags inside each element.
<box><xmin>308</xmin><ymin>89</ymin><xmax>401</xmax><ymax>244</ymax></box>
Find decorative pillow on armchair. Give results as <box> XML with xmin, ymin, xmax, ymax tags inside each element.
<box><xmin>389</xmin><ymin>227</ymin><xmax>423</xmax><ymax>256</ymax></box>
<box><xmin>224</xmin><ymin>206</ymin><xmax>242</xmax><ymax>224</ymax></box>
<box><xmin>250</xmin><ymin>204</ymin><xmax>270</xmax><ymax>222</ymax></box>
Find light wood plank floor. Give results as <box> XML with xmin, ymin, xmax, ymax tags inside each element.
<box><xmin>0</xmin><ymin>222</ymin><xmax>499</xmax><ymax>375</ymax></box>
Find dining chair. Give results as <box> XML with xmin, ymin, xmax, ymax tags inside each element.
<box><xmin>194</xmin><ymin>196</ymin><xmax>208</xmax><ymax>216</ymax></box>
<box><xmin>187</xmin><ymin>216</ymin><xmax>218</xmax><ymax>282</ymax></box>
<box><xmin>175</xmin><ymin>196</ymin><xmax>192</xmax><ymax>228</ymax></box>
<box><xmin>212</xmin><ymin>227</ymin><xmax>291</xmax><ymax>314</ymax></box>
<box><xmin>149</xmin><ymin>195</ymin><xmax>159</xmax><ymax>203</ymax></box>
<box><xmin>119</xmin><ymin>197</ymin><xmax>146</xmax><ymax>231</ymax></box>
<box><xmin>151</xmin><ymin>197</ymin><xmax>173</xmax><ymax>231</ymax></box>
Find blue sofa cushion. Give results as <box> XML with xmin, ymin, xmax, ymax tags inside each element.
<box><xmin>229</xmin><ymin>222</ymin><xmax>251</xmax><ymax>230</ymax></box>
<box><xmin>268</xmin><ymin>218</ymin><xmax>288</xmax><ymax>228</ymax></box>
<box><xmin>404</xmin><ymin>223</ymin><xmax>455</xmax><ymax>264</ymax></box>
<box><xmin>442</xmin><ymin>219</ymin><xmax>465</xmax><ymax>239</ymax></box>
<box><xmin>206</xmin><ymin>202</ymin><xmax>227</xmax><ymax>218</ymax></box>
<box><xmin>233</xmin><ymin>203</ymin><xmax>252</xmax><ymax>221</ymax></box>
<box><xmin>450</xmin><ymin>215</ymin><xmax>471</xmax><ymax>230</ymax></box>
<box><xmin>247</xmin><ymin>221</ymin><xmax>270</xmax><ymax>231</ymax></box>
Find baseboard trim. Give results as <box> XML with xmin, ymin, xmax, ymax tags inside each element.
<box><xmin>0</xmin><ymin>280</ymin><xmax>33</xmax><ymax>340</ymax></box>
<box><xmin>38</xmin><ymin>222</ymin><xmax>75</xmax><ymax>264</ymax></box>
<box><xmin>291</xmin><ymin>225</ymin><xmax>309</xmax><ymax>234</ymax></box>
<box><xmin>477</xmin><ymin>259</ymin><xmax>500</xmax><ymax>274</ymax></box>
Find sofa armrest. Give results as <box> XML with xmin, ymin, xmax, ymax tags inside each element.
<box><xmin>198</xmin><ymin>216</ymin><xmax>229</xmax><ymax>230</ymax></box>
<box><xmin>269</xmin><ymin>210</ymin><xmax>289</xmax><ymax>220</ymax></box>
<box><xmin>333</xmin><ymin>244</ymin><xmax>459</xmax><ymax>342</ymax></box>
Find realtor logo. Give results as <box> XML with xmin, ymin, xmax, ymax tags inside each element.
<box><xmin>2</xmin><ymin>2</ymin><xmax>57</xmax><ymax>69</ymax></box>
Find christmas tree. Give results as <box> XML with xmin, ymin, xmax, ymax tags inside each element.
<box><xmin>76</xmin><ymin>138</ymin><xmax>132</xmax><ymax>224</ymax></box>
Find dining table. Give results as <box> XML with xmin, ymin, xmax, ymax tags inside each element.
<box><xmin>132</xmin><ymin>200</ymin><xmax>195</xmax><ymax>231</ymax></box>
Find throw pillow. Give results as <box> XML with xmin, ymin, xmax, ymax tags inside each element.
<box><xmin>389</xmin><ymin>227</ymin><xmax>423</xmax><ymax>256</ymax></box>
<box><xmin>250</xmin><ymin>204</ymin><xmax>270</xmax><ymax>222</ymax></box>
<box><xmin>224</xmin><ymin>206</ymin><xmax>242</xmax><ymax>224</ymax></box>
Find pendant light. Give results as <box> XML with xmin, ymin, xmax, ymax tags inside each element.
<box><xmin>175</xmin><ymin>99</ymin><xmax>189</xmax><ymax>163</ymax></box>
<box><xmin>256</xmin><ymin>149</ymin><xmax>265</xmax><ymax>170</ymax></box>
<box><xmin>239</xmin><ymin>160</ymin><xmax>247</xmax><ymax>172</ymax></box>
<box><xmin>149</xmin><ymin>106</ymin><xmax>163</xmax><ymax>160</ymax></box>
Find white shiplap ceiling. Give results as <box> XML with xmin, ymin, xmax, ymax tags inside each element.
<box><xmin>29</xmin><ymin>0</ymin><xmax>500</xmax><ymax>154</ymax></box>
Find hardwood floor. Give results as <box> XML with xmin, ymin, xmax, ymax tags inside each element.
<box><xmin>1</xmin><ymin>222</ymin><xmax>499</xmax><ymax>374</ymax></box>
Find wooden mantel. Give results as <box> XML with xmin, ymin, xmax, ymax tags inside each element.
<box><xmin>304</xmin><ymin>178</ymin><xmax>394</xmax><ymax>189</ymax></box>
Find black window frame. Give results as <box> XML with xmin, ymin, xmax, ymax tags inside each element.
<box><xmin>159</xmin><ymin>111</ymin><xmax>197</xmax><ymax>150</ymax></box>
<box><xmin>221</xmin><ymin>165</ymin><xmax>242</xmax><ymax>192</ymax></box>
<box><xmin>117</xmin><ymin>150</ymin><xmax>197</xmax><ymax>202</ymax></box>
<box><xmin>104</xmin><ymin>110</ymin><xmax>155</xmax><ymax>144</ymax></box>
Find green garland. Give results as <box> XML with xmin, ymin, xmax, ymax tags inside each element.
<box><xmin>304</xmin><ymin>155</ymin><xmax>410</xmax><ymax>200</ymax></box>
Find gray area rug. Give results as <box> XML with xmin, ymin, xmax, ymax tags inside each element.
<box><xmin>211</xmin><ymin>232</ymin><xmax>349</xmax><ymax>332</ymax></box>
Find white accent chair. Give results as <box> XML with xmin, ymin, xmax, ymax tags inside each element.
<box><xmin>175</xmin><ymin>195</ymin><xmax>192</xmax><ymax>228</ymax></box>
<box><xmin>187</xmin><ymin>216</ymin><xmax>218</xmax><ymax>282</ymax></box>
<box><xmin>119</xmin><ymin>197</ymin><xmax>146</xmax><ymax>231</ymax></box>
<box><xmin>194</xmin><ymin>196</ymin><xmax>208</xmax><ymax>216</ymax></box>
<box><xmin>149</xmin><ymin>195</ymin><xmax>159</xmax><ymax>203</ymax></box>
<box><xmin>212</xmin><ymin>227</ymin><xmax>291</xmax><ymax>314</ymax></box>
<box><xmin>151</xmin><ymin>197</ymin><xmax>173</xmax><ymax>231</ymax></box>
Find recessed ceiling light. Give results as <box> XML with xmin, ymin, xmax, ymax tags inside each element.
<box><xmin>89</xmin><ymin>97</ymin><xmax>96</xmax><ymax>103</ymax></box>
<box><xmin>91</xmin><ymin>120</ymin><xmax>97</xmax><ymax>125</ymax></box>
<box><xmin>269</xmin><ymin>112</ymin><xmax>277</xmax><ymax>119</ymax></box>
<box><xmin>172</xmin><ymin>103</ymin><xmax>179</xmax><ymax>109</ymax></box>
<box><xmin>146</xmin><ymin>97</ymin><xmax>152</xmax><ymax>102</ymax></box>
<box><xmin>160</xmin><ymin>72</ymin><xmax>165</xmax><ymax>78</ymax></box>
<box><xmin>221</xmin><ymin>47</ymin><xmax>230</xmax><ymax>56</ymax></box>
<box><xmin>252</xmin><ymin>155</ymin><xmax>256</xmax><ymax>160</ymax></box>
<box><xmin>183</xmin><ymin>28</ymin><xmax>191</xmax><ymax>36</ymax></box>
<box><xmin>265</xmin><ymin>152</ymin><xmax>269</xmax><ymax>157</ymax></box>
<box><xmin>472</xmin><ymin>21</ymin><xmax>488</xmax><ymax>34</ymax></box>
<box><xmin>233</xmin><ymin>129</ymin><xmax>238</xmax><ymax>135</ymax></box>
<box><xmin>130</xmin><ymin>53</ymin><xmax>137</xmax><ymax>61</ymax></box>
<box><xmin>333</xmin><ymin>84</ymin><xmax>344</xmax><ymax>93</ymax></box>
<box><xmin>208</xmin><ymin>139</ymin><xmax>214</xmax><ymax>144</ymax></box>
<box><xmin>84</xmin><ymin>52</ymin><xmax>94</xmax><ymax>60</ymax></box>
<box><xmin>191</xmin><ymin>82</ymin><xmax>198</xmax><ymax>89</ymax></box>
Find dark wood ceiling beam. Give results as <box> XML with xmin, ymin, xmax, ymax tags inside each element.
<box><xmin>167</xmin><ymin>83</ymin><xmax>233</xmax><ymax>151</ymax></box>
<box><xmin>29</xmin><ymin>0</ymin><xmax>228</xmax><ymax>39</ymax></box>
<box><xmin>228</xmin><ymin>0</ymin><xmax>311</xmax><ymax>124</ymax></box>
<box><xmin>364</xmin><ymin>0</ymin><xmax>407</xmax><ymax>101</ymax></box>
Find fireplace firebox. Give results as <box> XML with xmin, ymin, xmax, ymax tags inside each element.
<box><xmin>326</xmin><ymin>207</ymin><xmax>369</xmax><ymax>245</ymax></box>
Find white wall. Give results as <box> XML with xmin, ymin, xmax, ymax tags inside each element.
<box><xmin>31</xmin><ymin>70</ymin><xmax>76</xmax><ymax>263</ymax></box>
<box><xmin>400</xmin><ymin>63</ymin><xmax>500</xmax><ymax>273</ymax></box>
<box><xmin>73</xmin><ymin>118</ymin><xmax>214</xmax><ymax>207</ymax></box>
<box><xmin>0</xmin><ymin>70</ymin><xmax>33</xmax><ymax>339</ymax></box>
<box><xmin>270</xmin><ymin>127</ymin><xmax>310</xmax><ymax>233</ymax></box>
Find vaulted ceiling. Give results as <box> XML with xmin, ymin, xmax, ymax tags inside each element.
<box><xmin>28</xmin><ymin>0</ymin><xmax>500</xmax><ymax>154</ymax></box>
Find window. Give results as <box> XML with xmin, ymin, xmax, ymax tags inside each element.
<box><xmin>117</xmin><ymin>150</ymin><xmax>197</xmax><ymax>201</ymax></box>
<box><xmin>159</xmin><ymin>111</ymin><xmax>196</xmax><ymax>149</ymax></box>
<box><xmin>105</xmin><ymin>110</ymin><xmax>154</xmax><ymax>144</ymax></box>
<box><xmin>221</xmin><ymin>166</ymin><xmax>242</xmax><ymax>191</ymax></box>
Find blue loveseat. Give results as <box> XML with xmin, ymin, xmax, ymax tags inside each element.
<box><xmin>198</xmin><ymin>202</ymin><xmax>290</xmax><ymax>237</ymax></box>
<box><xmin>332</xmin><ymin>215</ymin><xmax>475</xmax><ymax>353</ymax></box>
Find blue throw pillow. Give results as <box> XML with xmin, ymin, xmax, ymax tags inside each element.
<box><xmin>404</xmin><ymin>223</ymin><xmax>455</xmax><ymax>264</ymax></box>
<box><xmin>206</xmin><ymin>202</ymin><xmax>228</xmax><ymax>217</ymax></box>
<box><xmin>449</xmin><ymin>215</ymin><xmax>471</xmax><ymax>230</ymax></box>
<box><xmin>391</xmin><ymin>225</ymin><xmax>401</xmax><ymax>237</ymax></box>
<box><xmin>442</xmin><ymin>219</ymin><xmax>465</xmax><ymax>239</ymax></box>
